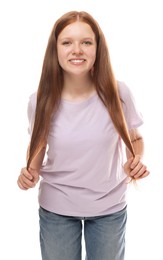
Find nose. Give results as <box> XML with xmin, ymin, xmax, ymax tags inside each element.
<box><xmin>72</xmin><ymin>43</ymin><xmax>83</xmax><ymax>55</ymax></box>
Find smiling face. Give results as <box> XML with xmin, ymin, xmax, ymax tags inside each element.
<box><xmin>57</xmin><ymin>21</ymin><xmax>97</xmax><ymax>77</ymax></box>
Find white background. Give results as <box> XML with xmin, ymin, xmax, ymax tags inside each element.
<box><xmin>0</xmin><ymin>0</ymin><xmax>162</xmax><ymax>259</ymax></box>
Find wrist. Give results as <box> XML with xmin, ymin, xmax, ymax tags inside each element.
<box><xmin>28</xmin><ymin>166</ymin><xmax>39</xmax><ymax>172</ymax></box>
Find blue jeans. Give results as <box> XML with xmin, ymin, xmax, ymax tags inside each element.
<box><xmin>39</xmin><ymin>206</ymin><xmax>127</xmax><ymax>260</ymax></box>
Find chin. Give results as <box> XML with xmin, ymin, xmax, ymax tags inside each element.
<box><xmin>67</xmin><ymin>69</ymin><xmax>91</xmax><ymax>77</ymax></box>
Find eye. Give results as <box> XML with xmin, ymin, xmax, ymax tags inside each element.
<box><xmin>62</xmin><ymin>41</ymin><xmax>71</xmax><ymax>45</ymax></box>
<box><xmin>82</xmin><ymin>41</ymin><xmax>93</xmax><ymax>45</ymax></box>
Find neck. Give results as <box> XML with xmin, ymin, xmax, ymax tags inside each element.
<box><xmin>62</xmin><ymin>73</ymin><xmax>96</xmax><ymax>99</ymax></box>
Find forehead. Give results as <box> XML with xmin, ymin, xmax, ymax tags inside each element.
<box><xmin>58</xmin><ymin>21</ymin><xmax>95</xmax><ymax>39</ymax></box>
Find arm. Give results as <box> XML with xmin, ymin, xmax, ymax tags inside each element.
<box><xmin>124</xmin><ymin>128</ymin><xmax>149</xmax><ymax>179</ymax></box>
<box><xmin>17</xmin><ymin>144</ymin><xmax>46</xmax><ymax>190</ymax></box>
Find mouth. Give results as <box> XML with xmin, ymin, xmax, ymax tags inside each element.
<box><xmin>68</xmin><ymin>59</ymin><xmax>86</xmax><ymax>65</ymax></box>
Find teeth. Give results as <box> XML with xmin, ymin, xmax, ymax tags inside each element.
<box><xmin>70</xmin><ymin>59</ymin><xmax>85</xmax><ymax>63</ymax></box>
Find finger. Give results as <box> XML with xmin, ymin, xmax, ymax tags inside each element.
<box><xmin>130</xmin><ymin>162</ymin><xmax>145</xmax><ymax>177</ymax></box>
<box><xmin>136</xmin><ymin>170</ymin><xmax>150</xmax><ymax>179</ymax></box>
<box><xmin>19</xmin><ymin>174</ymin><xmax>36</xmax><ymax>189</ymax></box>
<box><xmin>132</xmin><ymin>165</ymin><xmax>147</xmax><ymax>179</ymax></box>
<box><xmin>17</xmin><ymin>179</ymin><xmax>28</xmax><ymax>190</ymax></box>
<box><xmin>21</xmin><ymin>168</ymin><xmax>33</xmax><ymax>181</ymax></box>
<box><xmin>17</xmin><ymin>176</ymin><xmax>29</xmax><ymax>190</ymax></box>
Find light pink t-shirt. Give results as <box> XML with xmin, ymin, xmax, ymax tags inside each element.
<box><xmin>28</xmin><ymin>81</ymin><xmax>143</xmax><ymax>217</ymax></box>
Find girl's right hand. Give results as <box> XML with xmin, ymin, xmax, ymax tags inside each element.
<box><xmin>17</xmin><ymin>167</ymin><xmax>40</xmax><ymax>190</ymax></box>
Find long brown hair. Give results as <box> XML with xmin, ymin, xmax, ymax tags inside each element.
<box><xmin>27</xmin><ymin>11</ymin><xmax>135</xmax><ymax>169</ymax></box>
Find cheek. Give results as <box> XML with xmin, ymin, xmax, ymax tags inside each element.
<box><xmin>89</xmin><ymin>49</ymin><xmax>96</xmax><ymax>63</ymax></box>
<box><xmin>57</xmin><ymin>48</ymin><xmax>70</xmax><ymax>64</ymax></box>
<box><xmin>57</xmin><ymin>49</ymin><xmax>65</xmax><ymax>66</ymax></box>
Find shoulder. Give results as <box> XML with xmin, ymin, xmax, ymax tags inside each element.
<box><xmin>28</xmin><ymin>92</ymin><xmax>37</xmax><ymax>109</ymax></box>
<box><xmin>27</xmin><ymin>92</ymin><xmax>37</xmax><ymax>116</ymax></box>
<box><xmin>116</xmin><ymin>80</ymin><xmax>144</xmax><ymax>127</ymax></box>
<box><xmin>117</xmin><ymin>80</ymin><xmax>131</xmax><ymax>98</ymax></box>
<box><xmin>29</xmin><ymin>92</ymin><xmax>37</xmax><ymax>103</ymax></box>
<box><xmin>117</xmin><ymin>80</ymin><xmax>136</xmax><ymax>105</ymax></box>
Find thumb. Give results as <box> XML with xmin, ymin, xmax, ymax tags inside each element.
<box><xmin>127</xmin><ymin>157</ymin><xmax>134</xmax><ymax>166</ymax></box>
<box><xmin>28</xmin><ymin>168</ymin><xmax>39</xmax><ymax>183</ymax></box>
<box><xmin>124</xmin><ymin>157</ymin><xmax>134</xmax><ymax>175</ymax></box>
<box><xmin>130</xmin><ymin>154</ymin><xmax>141</xmax><ymax>169</ymax></box>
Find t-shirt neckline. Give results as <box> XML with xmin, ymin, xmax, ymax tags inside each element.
<box><xmin>61</xmin><ymin>92</ymin><xmax>98</xmax><ymax>106</ymax></box>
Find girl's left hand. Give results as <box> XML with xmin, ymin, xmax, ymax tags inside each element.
<box><xmin>124</xmin><ymin>155</ymin><xmax>150</xmax><ymax>179</ymax></box>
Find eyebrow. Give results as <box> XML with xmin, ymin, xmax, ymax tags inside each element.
<box><xmin>58</xmin><ymin>37</ymin><xmax>95</xmax><ymax>41</ymax></box>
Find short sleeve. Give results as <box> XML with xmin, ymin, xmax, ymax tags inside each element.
<box><xmin>27</xmin><ymin>92</ymin><xmax>37</xmax><ymax>136</ymax></box>
<box><xmin>118</xmin><ymin>81</ymin><xmax>144</xmax><ymax>129</ymax></box>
